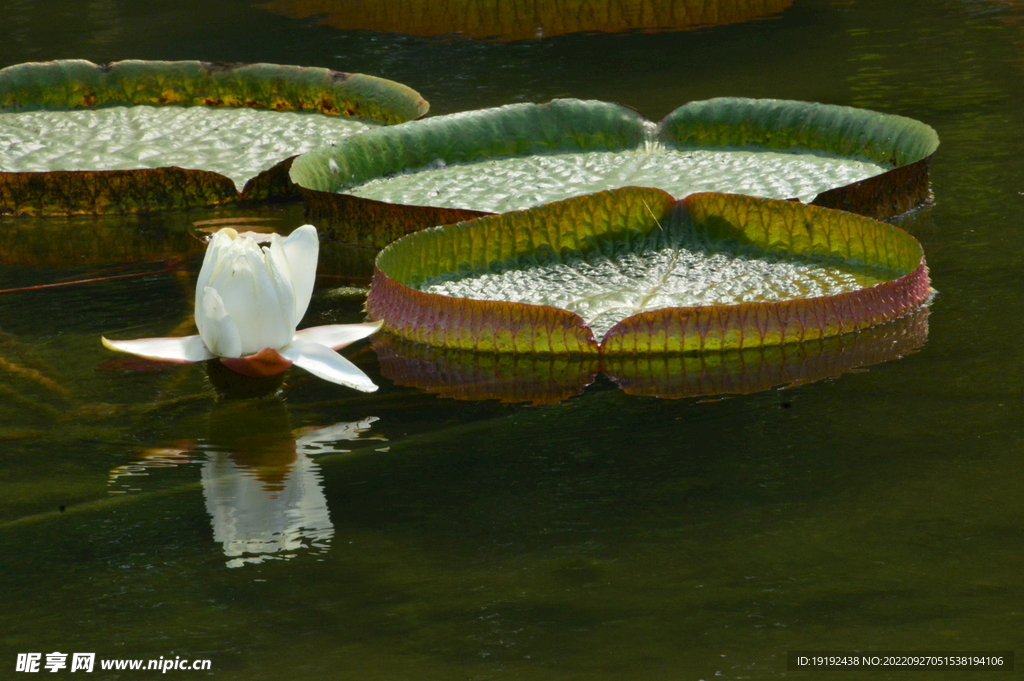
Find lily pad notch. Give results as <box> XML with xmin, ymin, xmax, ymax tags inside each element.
<box><xmin>291</xmin><ymin>97</ymin><xmax>939</xmax><ymax>248</ymax></box>
<box><xmin>365</xmin><ymin>187</ymin><xmax>932</xmax><ymax>355</ymax></box>
<box><xmin>0</xmin><ymin>59</ymin><xmax>429</xmax><ymax>215</ymax></box>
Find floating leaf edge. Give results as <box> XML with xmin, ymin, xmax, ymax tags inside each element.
<box><xmin>0</xmin><ymin>59</ymin><xmax>429</xmax><ymax>215</ymax></box>
<box><xmin>293</xmin><ymin>97</ymin><xmax>939</xmax><ymax>244</ymax></box>
<box><xmin>365</xmin><ymin>187</ymin><xmax>931</xmax><ymax>355</ymax></box>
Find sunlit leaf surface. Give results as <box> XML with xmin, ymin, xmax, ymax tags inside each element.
<box><xmin>419</xmin><ymin>214</ymin><xmax>889</xmax><ymax>338</ymax></box>
<box><xmin>1</xmin><ymin>106</ymin><xmax>377</xmax><ymax>192</ymax></box>
<box><xmin>0</xmin><ymin>60</ymin><xmax>429</xmax><ymax>215</ymax></box>
<box><xmin>367</xmin><ymin>187</ymin><xmax>930</xmax><ymax>353</ymax></box>
<box><xmin>293</xmin><ymin>98</ymin><xmax>938</xmax><ymax>247</ymax></box>
<box><xmin>1</xmin><ymin>2</ymin><xmax>1021</xmax><ymax>678</ymax></box>
<box><xmin>348</xmin><ymin>147</ymin><xmax>889</xmax><ymax>211</ymax></box>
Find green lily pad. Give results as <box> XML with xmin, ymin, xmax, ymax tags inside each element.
<box><xmin>0</xmin><ymin>60</ymin><xmax>429</xmax><ymax>216</ymax></box>
<box><xmin>292</xmin><ymin>98</ymin><xmax>938</xmax><ymax>248</ymax></box>
<box><xmin>346</xmin><ymin>147</ymin><xmax>888</xmax><ymax>213</ymax></box>
<box><xmin>262</xmin><ymin>0</ymin><xmax>794</xmax><ymax>41</ymax></box>
<box><xmin>365</xmin><ymin>187</ymin><xmax>932</xmax><ymax>354</ymax></box>
<box><xmin>374</xmin><ymin>307</ymin><xmax>929</xmax><ymax>404</ymax></box>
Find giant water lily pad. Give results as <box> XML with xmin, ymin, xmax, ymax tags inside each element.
<box><xmin>0</xmin><ymin>60</ymin><xmax>428</xmax><ymax>216</ymax></box>
<box><xmin>365</xmin><ymin>187</ymin><xmax>931</xmax><ymax>354</ymax></box>
<box><xmin>374</xmin><ymin>307</ymin><xmax>929</xmax><ymax>404</ymax></box>
<box><xmin>292</xmin><ymin>98</ymin><xmax>938</xmax><ymax>248</ymax></box>
<box><xmin>261</xmin><ymin>0</ymin><xmax>794</xmax><ymax>41</ymax></box>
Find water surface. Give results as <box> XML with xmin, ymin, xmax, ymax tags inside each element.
<box><xmin>2</xmin><ymin>1</ymin><xmax>1023</xmax><ymax>679</ymax></box>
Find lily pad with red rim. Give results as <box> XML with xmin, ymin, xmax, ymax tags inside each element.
<box><xmin>0</xmin><ymin>59</ymin><xmax>428</xmax><ymax>216</ymax></box>
<box><xmin>365</xmin><ymin>186</ymin><xmax>932</xmax><ymax>355</ymax></box>
<box><xmin>291</xmin><ymin>98</ymin><xmax>938</xmax><ymax>248</ymax></box>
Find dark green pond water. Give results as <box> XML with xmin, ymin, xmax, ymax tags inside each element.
<box><xmin>2</xmin><ymin>1</ymin><xmax>1023</xmax><ymax>678</ymax></box>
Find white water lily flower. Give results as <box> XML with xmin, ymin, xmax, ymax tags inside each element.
<box><xmin>102</xmin><ymin>225</ymin><xmax>381</xmax><ymax>392</ymax></box>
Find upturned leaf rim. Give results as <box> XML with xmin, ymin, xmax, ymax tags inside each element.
<box><xmin>293</xmin><ymin>97</ymin><xmax>938</xmax><ymax>248</ymax></box>
<box><xmin>365</xmin><ymin>187</ymin><xmax>932</xmax><ymax>355</ymax></box>
<box><xmin>0</xmin><ymin>59</ymin><xmax>429</xmax><ymax>216</ymax></box>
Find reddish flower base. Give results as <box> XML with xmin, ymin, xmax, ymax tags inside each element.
<box><xmin>219</xmin><ymin>348</ymin><xmax>293</xmax><ymax>378</ymax></box>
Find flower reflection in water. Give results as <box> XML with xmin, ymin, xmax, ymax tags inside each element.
<box><xmin>109</xmin><ymin>401</ymin><xmax>383</xmax><ymax>568</ymax></box>
<box><xmin>202</xmin><ymin>447</ymin><xmax>334</xmax><ymax>568</ymax></box>
<box><xmin>203</xmin><ymin>410</ymin><xmax>380</xmax><ymax>568</ymax></box>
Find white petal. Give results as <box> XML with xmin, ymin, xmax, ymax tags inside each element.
<box><xmin>102</xmin><ymin>334</ymin><xmax>214</xmax><ymax>363</ymax></box>
<box><xmin>293</xmin><ymin>321</ymin><xmax>383</xmax><ymax>350</ymax></box>
<box><xmin>247</xmin><ymin>247</ymin><xmax>295</xmax><ymax>352</ymax></box>
<box><xmin>200</xmin><ymin>287</ymin><xmax>243</xmax><ymax>358</ymax></box>
<box><xmin>277</xmin><ymin>225</ymin><xmax>319</xmax><ymax>326</ymax></box>
<box><xmin>194</xmin><ymin>228</ymin><xmax>238</xmax><ymax>337</ymax></box>
<box><xmin>215</xmin><ymin>246</ymin><xmax>292</xmax><ymax>355</ymax></box>
<box><xmin>280</xmin><ymin>338</ymin><xmax>378</xmax><ymax>392</ymax></box>
<box><xmin>264</xmin><ymin>237</ymin><xmax>297</xmax><ymax>336</ymax></box>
